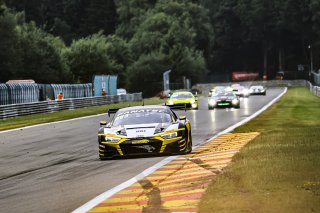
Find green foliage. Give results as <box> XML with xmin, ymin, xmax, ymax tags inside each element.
<box><xmin>115</xmin><ymin>0</ymin><xmax>156</xmax><ymax>39</ymax></box>
<box><xmin>105</xmin><ymin>35</ymin><xmax>131</xmax><ymax>87</ymax></box>
<box><xmin>63</xmin><ymin>33</ymin><xmax>127</xmax><ymax>84</ymax></box>
<box><xmin>0</xmin><ymin>6</ymin><xmax>21</xmax><ymax>82</ymax></box>
<box><xmin>63</xmin><ymin>32</ymin><xmax>111</xmax><ymax>83</ymax></box>
<box><xmin>17</xmin><ymin>22</ymin><xmax>71</xmax><ymax>83</ymax></box>
<box><xmin>126</xmin><ymin>52</ymin><xmax>169</xmax><ymax>97</ymax></box>
<box><xmin>2</xmin><ymin>0</ymin><xmax>320</xmax><ymax>90</ymax></box>
<box><xmin>126</xmin><ymin>0</ymin><xmax>209</xmax><ymax>96</ymax></box>
<box><xmin>4</xmin><ymin>0</ymin><xmax>118</xmax><ymax>44</ymax></box>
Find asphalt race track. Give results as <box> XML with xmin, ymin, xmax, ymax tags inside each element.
<box><xmin>0</xmin><ymin>88</ymin><xmax>285</xmax><ymax>213</ymax></box>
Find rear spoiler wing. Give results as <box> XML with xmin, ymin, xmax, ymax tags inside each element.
<box><xmin>167</xmin><ymin>104</ymin><xmax>187</xmax><ymax>111</ymax></box>
<box><xmin>107</xmin><ymin>108</ymin><xmax>119</xmax><ymax>117</ymax></box>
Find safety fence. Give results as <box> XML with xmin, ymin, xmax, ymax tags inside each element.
<box><xmin>0</xmin><ymin>93</ymin><xmax>142</xmax><ymax>119</ymax></box>
<box><xmin>312</xmin><ymin>71</ymin><xmax>320</xmax><ymax>86</ymax></box>
<box><xmin>50</xmin><ymin>84</ymin><xmax>92</xmax><ymax>99</ymax></box>
<box><xmin>0</xmin><ymin>83</ymin><xmax>93</xmax><ymax>105</ymax></box>
<box><xmin>0</xmin><ymin>83</ymin><xmax>39</xmax><ymax>105</ymax></box>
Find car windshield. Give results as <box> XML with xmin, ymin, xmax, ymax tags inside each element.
<box><xmin>112</xmin><ymin>109</ymin><xmax>172</xmax><ymax>126</ymax></box>
<box><xmin>212</xmin><ymin>92</ymin><xmax>235</xmax><ymax>98</ymax></box>
<box><xmin>251</xmin><ymin>86</ymin><xmax>263</xmax><ymax>89</ymax></box>
<box><xmin>171</xmin><ymin>93</ymin><xmax>193</xmax><ymax>99</ymax></box>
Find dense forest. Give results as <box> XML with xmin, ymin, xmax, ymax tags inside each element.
<box><xmin>0</xmin><ymin>0</ymin><xmax>320</xmax><ymax>96</ymax></box>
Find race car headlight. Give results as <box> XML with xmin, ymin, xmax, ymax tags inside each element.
<box><xmin>167</xmin><ymin>100</ymin><xmax>174</xmax><ymax>105</ymax></box>
<box><xmin>209</xmin><ymin>99</ymin><xmax>216</xmax><ymax>105</ymax></box>
<box><xmin>104</xmin><ymin>136</ymin><xmax>121</xmax><ymax>142</ymax></box>
<box><xmin>190</xmin><ymin>99</ymin><xmax>195</xmax><ymax>104</ymax></box>
<box><xmin>243</xmin><ymin>89</ymin><xmax>249</xmax><ymax>95</ymax></box>
<box><xmin>161</xmin><ymin>132</ymin><xmax>178</xmax><ymax>139</ymax></box>
<box><xmin>232</xmin><ymin>99</ymin><xmax>239</xmax><ymax>105</ymax></box>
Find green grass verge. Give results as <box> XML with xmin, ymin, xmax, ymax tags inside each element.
<box><xmin>199</xmin><ymin>87</ymin><xmax>320</xmax><ymax>213</ymax></box>
<box><xmin>0</xmin><ymin>97</ymin><xmax>164</xmax><ymax>131</ymax></box>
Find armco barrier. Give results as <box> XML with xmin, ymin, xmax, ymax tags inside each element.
<box><xmin>0</xmin><ymin>93</ymin><xmax>142</xmax><ymax>119</ymax></box>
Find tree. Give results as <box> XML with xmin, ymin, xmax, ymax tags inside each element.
<box><xmin>115</xmin><ymin>0</ymin><xmax>156</xmax><ymax>39</ymax></box>
<box><xmin>105</xmin><ymin>35</ymin><xmax>131</xmax><ymax>87</ymax></box>
<box><xmin>126</xmin><ymin>52</ymin><xmax>169</xmax><ymax>97</ymax></box>
<box><xmin>81</xmin><ymin>0</ymin><xmax>118</xmax><ymax>36</ymax></box>
<box><xmin>0</xmin><ymin>5</ymin><xmax>22</xmax><ymax>82</ymax></box>
<box><xmin>17</xmin><ymin>22</ymin><xmax>71</xmax><ymax>83</ymax></box>
<box><xmin>63</xmin><ymin>32</ymin><xmax>113</xmax><ymax>83</ymax></box>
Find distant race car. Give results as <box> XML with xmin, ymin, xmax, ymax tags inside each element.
<box><xmin>98</xmin><ymin>105</ymin><xmax>192</xmax><ymax>159</ymax></box>
<box><xmin>165</xmin><ymin>91</ymin><xmax>198</xmax><ymax>109</ymax></box>
<box><xmin>249</xmin><ymin>85</ymin><xmax>266</xmax><ymax>95</ymax></box>
<box><xmin>237</xmin><ymin>86</ymin><xmax>250</xmax><ymax>97</ymax></box>
<box><xmin>209</xmin><ymin>86</ymin><xmax>226</xmax><ymax>96</ymax></box>
<box><xmin>208</xmin><ymin>92</ymin><xmax>240</xmax><ymax>109</ymax></box>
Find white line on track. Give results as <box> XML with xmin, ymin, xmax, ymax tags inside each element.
<box><xmin>72</xmin><ymin>87</ymin><xmax>287</xmax><ymax>213</ymax></box>
<box><xmin>0</xmin><ymin>113</ymin><xmax>106</xmax><ymax>134</ymax></box>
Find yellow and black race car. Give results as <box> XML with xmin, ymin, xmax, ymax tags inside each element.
<box><xmin>98</xmin><ymin>105</ymin><xmax>192</xmax><ymax>159</ymax></box>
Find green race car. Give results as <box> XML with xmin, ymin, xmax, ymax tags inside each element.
<box><xmin>165</xmin><ymin>91</ymin><xmax>198</xmax><ymax>110</ymax></box>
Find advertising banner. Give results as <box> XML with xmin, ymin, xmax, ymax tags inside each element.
<box><xmin>232</xmin><ymin>72</ymin><xmax>259</xmax><ymax>81</ymax></box>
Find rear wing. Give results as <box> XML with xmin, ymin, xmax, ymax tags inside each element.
<box><xmin>107</xmin><ymin>108</ymin><xmax>119</xmax><ymax>117</ymax></box>
<box><xmin>167</xmin><ymin>104</ymin><xmax>187</xmax><ymax>111</ymax></box>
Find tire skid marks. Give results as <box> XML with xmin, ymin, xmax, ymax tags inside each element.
<box><xmin>87</xmin><ymin>132</ymin><xmax>259</xmax><ymax>213</ymax></box>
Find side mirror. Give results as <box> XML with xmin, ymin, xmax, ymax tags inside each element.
<box><xmin>100</xmin><ymin>121</ymin><xmax>107</xmax><ymax>126</ymax></box>
<box><xmin>179</xmin><ymin>116</ymin><xmax>186</xmax><ymax>120</ymax></box>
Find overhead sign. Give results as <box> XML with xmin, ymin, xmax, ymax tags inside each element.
<box><xmin>232</xmin><ymin>72</ymin><xmax>259</xmax><ymax>81</ymax></box>
<box><xmin>6</xmin><ymin>79</ymin><xmax>35</xmax><ymax>83</ymax></box>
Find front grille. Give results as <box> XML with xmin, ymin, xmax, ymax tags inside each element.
<box><xmin>173</xmin><ymin>103</ymin><xmax>191</xmax><ymax>108</ymax></box>
<box><xmin>120</xmin><ymin>139</ymin><xmax>162</xmax><ymax>155</ymax></box>
<box><xmin>216</xmin><ymin>101</ymin><xmax>232</xmax><ymax>107</ymax></box>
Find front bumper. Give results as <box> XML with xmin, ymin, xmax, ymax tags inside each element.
<box><xmin>166</xmin><ymin>102</ymin><xmax>198</xmax><ymax>109</ymax></box>
<box><xmin>209</xmin><ymin>101</ymin><xmax>239</xmax><ymax>108</ymax></box>
<box><xmin>98</xmin><ymin>134</ymin><xmax>188</xmax><ymax>158</ymax></box>
<box><xmin>250</xmin><ymin>90</ymin><xmax>266</xmax><ymax>95</ymax></box>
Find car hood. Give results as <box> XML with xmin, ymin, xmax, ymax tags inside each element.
<box><xmin>210</xmin><ymin>96</ymin><xmax>234</xmax><ymax>101</ymax></box>
<box><xmin>170</xmin><ymin>98</ymin><xmax>195</xmax><ymax>104</ymax></box>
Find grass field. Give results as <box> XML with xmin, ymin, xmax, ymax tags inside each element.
<box><xmin>0</xmin><ymin>97</ymin><xmax>164</xmax><ymax>131</ymax></box>
<box><xmin>199</xmin><ymin>87</ymin><xmax>320</xmax><ymax>213</ymax></box>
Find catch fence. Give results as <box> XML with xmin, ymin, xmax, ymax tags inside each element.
<box><xmin>0</xmin><ymin>83</ymin><xmax>93</xmax><ymax>105</ymax></box>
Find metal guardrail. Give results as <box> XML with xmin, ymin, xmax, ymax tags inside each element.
<box><xmin>0</xmin><ymin>93</ymin><xmax>142</xmax><ymax>119</ymax></box>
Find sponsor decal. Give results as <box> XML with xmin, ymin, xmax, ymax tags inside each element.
<box><xmin>117</xmin><ymin>109</ymin><xmax>166</xmax><ymax>117</ymax></box>
<box><xmin>132</xmin><ymin>139</ymin><xmax>149</xmax><ymax>144</ymax></box>
<box><xmin>232</xmin><ymin>71</ymin><xmax>259</xmax><ymax>81</ymax></box>
<box><xmin>218</xmin><ymin>103</ymin><xmax>230</xmax><ymax>106</ymax></box>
